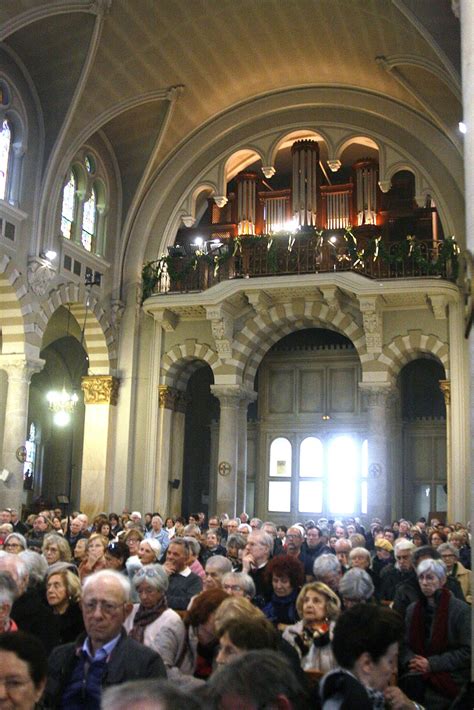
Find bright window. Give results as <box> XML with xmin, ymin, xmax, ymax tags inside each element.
<box><xmin>327</xmin><ymin>435</ymin><xmax>358</xmax><ymax>513</ymax></box>
<box><xmin>61</xmin><ymin>171</ymin><xmax>76</xmax><ymax>239</ymax></box>
<box><xmin>299</xmin><ymin>436</ymin><xmax>323</xmax><ymax>476</ymax></box>
<box><xmin>269</xmin><ymin>437</ymin><xmax>292</xmax><ymax>477</ymax></box>
<box><xmin>0</xmin><ymin>119</ymin><xmax>11</xmax><ymax>200</ymax></box>
<box><xmin>268</xmin><ymin>481</ymin><xmax>291</xmax><ymax>512</ymax></box>
<box><xmin>81</xmin><ymin>185</ymin><xmax>97</xmax><ymax>251</ymax></box>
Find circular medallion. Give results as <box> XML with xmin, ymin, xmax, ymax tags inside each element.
<box><xmin>368</xmin><ymin>463</ymin><xmax>382</xmax><ymax>479</ymax></box>
<box><xmin>218</xmin><ymin>461</ymin><xmax>232</xmax><ymax>477</ymax></box>
<box><xmin>16</xmin><ymin>446</ymin><xmax>27</xmax><ymax>463</ymax></box>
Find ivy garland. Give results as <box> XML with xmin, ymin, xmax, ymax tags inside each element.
<box><xmin>142</xmin><ymin>229</ymin><xmax>459</xmax><ymax>301</ymax></box>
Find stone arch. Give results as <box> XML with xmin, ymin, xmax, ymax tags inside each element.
<box><xmin>267</xmin><ymin>128</ymin><xmax>330</xmax><ymax>167</ymax></box>
<box><xmin>335</xmin><ymin>134</ymin><xmax>381</xmax><ymax>162</ymax></box>
<box><xmin>221</xmin><ymin>147</ymin><xmax>264</xmax><ymax>187</ymax></box>
<box><xmin>236</xmin><ymin>302</ymin><xmax>366</xmax><ymax>388</ymax></box>
<box><xmin>0</xmin><ymin>252</ymin><xmax>38</xmax><ymax>356</ymax></box>
<box><xmin>36</xmin><ymin>283</ymin><xmax>115</xmax><ymax>373</ymax></box>
<box><xmin>378</xmin><ymin>330</ymin><xmax>449</xmax><ymax>384</ymax></box>
<box><xmin>160</xmin><ymin>340</ymin><xmax>220</xmax><ymax>389</ymax></box>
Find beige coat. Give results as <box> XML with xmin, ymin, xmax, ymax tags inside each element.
<box><xmin>453</xmin><ymin>561</ymin><xmax>471</xmax><ymax>604</ymax></box>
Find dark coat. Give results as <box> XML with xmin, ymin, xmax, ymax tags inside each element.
<box><xmin>11</xmin><ymin>587</ymin><xmax>60</xmax><ymax>654</ymax></box>
<box><xmin>44</xmin><ymin>628</ymin><xmax>166</xmax><ymax>709</ymax></box>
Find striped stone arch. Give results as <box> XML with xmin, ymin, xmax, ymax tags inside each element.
<box><xmin>0</xmin><ymin>252</ymin><xmax>39</xmax><ymax>356</ymax></box>
<box><xmin>36</xmin><ymin>283</ymin><xmax>116</xmax><ymax>373</ymax></box>
<box><xmin>161</xmin><ymin>340</ymin><xmax>220</xmax><ymax>389</ymax></box>
<box><xmin>377</xmin><ymin>330</ymin><xmax>449</xmax><ymax>383</ymax></box>
<box><xmin>237</xmin><ymin>301</ymin><xmax>367</xmax><ymax>388</ymax></box>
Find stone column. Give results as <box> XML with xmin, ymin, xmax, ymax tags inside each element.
<box><xmin>80</xmin><ymin>375</ymin><xmax>119</xmax><ymax>518</ymax></box>
<box><xmin>210</xmin><ymin>385</ymin><xmax>244</xmax><ymax>517</ymax></box>
<box><xmin>359</xmin><ymin>383</ymin><xmax>394</xmax><ymax>523</ymax></box>
<box><xmin>0</xmin><ymin>356</ymin><xmax>44</xmax><ymax>511</ymax></box>
<box><xmin>236</xmin><ymin>393</ymin><xmax>257</xmax><ymax>515</ymax></box>
<box><xmin>155</xmin><ymin>386</ymin><xmax>179</xmax><ymax>515</ymax></box>
<box><xmin>169</xmin><ymin>391</ymin><xmax>188</xmax><ymax>516</ymax></box>
<box><xmin>439</xmin><ymin>380</ymin><xmax>453</xmax><ymax>521</ymax></box>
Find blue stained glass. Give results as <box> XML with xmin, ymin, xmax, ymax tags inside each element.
<box><xmin>0</xmin><ymin>119</ymin><xmax>11</xmax><ymax>201</ymax></box>
<box><xmin>61</xmin><ymin>171</ymin><xmax>76</xmax><ymax>239</ymax></box>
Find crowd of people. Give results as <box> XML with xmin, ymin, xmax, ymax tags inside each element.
<box><xmin>0</xmin><ymin>506</ymin><xmax>471</xmax><ymax>709</ymax></box>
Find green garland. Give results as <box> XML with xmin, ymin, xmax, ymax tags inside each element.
<box><xmin>142</xmin><ymin>229</ymin><xmax>459</xmax><ymax>300</ymax></box>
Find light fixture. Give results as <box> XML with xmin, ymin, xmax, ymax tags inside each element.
<box><xmin>193</xmin><ymin>237</ymin><xmax>204</xmax><ymax>247</ymax></box>
<box><xmin>40</xmin><ymin>250</ymin><xmax>57</xmax><ymax>262</ymax></box>
<box><xmin>329</xmin><ymin>235</ymin><xmax>337</xmax><ymax>244</ymax></box>
<box><xmin>459</xmin><ymin>122</ymin><xmax>467</xmax><ymax>134</ymax></box>
<box><xmin>322</xmin><ymin>414</ymin><xmax>331</xmax><ymax>421</ymax></box>
<box><xmin>53</xmin><ymin>410</ymin><xmax>71</xmax><ymax>427</ymax></box>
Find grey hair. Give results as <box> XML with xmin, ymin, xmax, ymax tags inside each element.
<box><xmin>183</xmin><ymin>536</ymin><xmax>200</xmax><ymax>557</ymax></box>
<box><xmin>262</xmin><ymin>521</ymin><xmax>277</xmax><ymax>536</ymax></box>
<box><xmin>417</xmin><ymin>558</ymin><xmax>447</xmax><ymax>580</ymax></box>
<box><xmin>102</xmin><ymin>679</ymin><xmax>203</xmax><ymax>710</ymax></box>
<box><xmin>250</xmin><ymin>518</ymin><xmax>263</xmax><ymax>528</ymax></box>
<box><xmin>0</xmin><ymin>571</ymin><xmax>18</xmax><ymax>606</ymax></box>
<box><xmin>339</xmin><ymin>567</ymin><xmax>374</xmax><ymax>601</ymax></box>
<box><xmin>437</xmin><ymin>542</ymin><xmax>460</xmax><ymax>559</ymax></box>
<box><xmin>19</xmin><ymin>550</ymin><xmax>48</xmax><ymax>585</ymax></box>
<box><xmin>3</xmin><ymin>533</ymin><xmax>27</xmax><ymax>550</ymax></box>
<box><xmin>183</xmin><ymin>524</ymin><xmax>201</xmax><ymax>537</ymax></box>
<box><xmin>250</xmin><ymin>530</ymin><xmax>273</xmax><ymax>552</ymax></box>
<box><xmin>132</xmin><ymin>563</ymin><xmax>169</xmax><ymax>594</ymax></box>
<box><xmin>222</xmin><ymin>571</ymin><xmax>256</xmax><ymax>598</ymax></box>
<box><xmin>0</xmin><ymin>554</ymin><xmax>28</xmax><ymax>584</ymax></box>
<box><xmin>83</xmin><ymin>569</ymin><xmax>131</xmax><ymax>601</ymax></box>
<box><xmin>205</xmin><ymin>555</ymin><xmax>232</xmax><ymax>575</ymax></box>
<box><xmin>313</xmin><ymin>554</ymin><xmax>341</xmax><ymax>579</ymax></box>
<box><xmin>226</xmin><ymin>533</ymin><xmax>246</xmax><ymax>550</ymax></box>
<box><xmin>394</xmin><ymin>539</ymin><xmax>416</xmax><ymax>552</ymax></box>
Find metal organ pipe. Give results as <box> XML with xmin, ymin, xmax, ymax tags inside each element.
<box><xmin>291</xmin><ymin>140</ymin><xmax>319</xmax><ymax>227</ymax></box>
<box><xmin>237</xmin><ymin>172</ymin><xmax>258</xmax><ymax>235</ymax></box>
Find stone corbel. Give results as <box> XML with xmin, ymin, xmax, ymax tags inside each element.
<box><xmin>320</xmin><ymin>286</ymin><xmax>342</xmax><ymax>313</ymax></box>
<box><xmin>378</xmin><ymin>179</ymin><xmax>391</xmax><ymax>194</ymax></box>
<box><xmin>153</xmin><ymin>308</ymin><xmax>178</xmax><ymax>332</ymax></box>
<box><xmin>213</xmin><ymin>196</ymin><xmax>228</xmax><ymax>208</ymax></box>
<box><xmin>181</xmin><ymin>215</ymin><xmax>196</xmax><ymax>228</ymax></box>
<box><xmin>27</xmin><ymin>256</ymin><xmax>56</xmax><ymax>296</ymax></box>
<box><xmin>261</xmin><ymin>166</ymin><xmax>276</xmax><ymax>179</ymax></box>
<box><xmin>245</xmin><ymin>290</ymin><xmax>273</xmax><ymax>313</ymax></box>
<box><xmin>428</xmin><ymin>295</ymin><xmax>447</xmax><ymax>320</ymax></box>
<box><xmin>206</xmin><ymin>305</ymin><xmax>234</xmax><ymax>360</ymax></box>
<box><xmin>158</xmin><ymin>385</ymin><xmax>179</xmax><ymax>410</ymax></box>
<box><xmin>81</xmin><ymin>375</ymin><xmax>119</xmax><ymax>405</ymax></box>
<box><xmin>327</xmin><ymin>159</ymin><xmax>341</xmax><ymax>172</ymax></box>
<box><xmin>359</xmin><ymin>296</ymin><xmax>383</xmax><ymax>353</ymax></box>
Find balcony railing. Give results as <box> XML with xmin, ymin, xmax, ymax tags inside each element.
<box><xmin>142</xmin><ymin>232</ymin><xmax>459</xmax><ymax>299</ymax></box>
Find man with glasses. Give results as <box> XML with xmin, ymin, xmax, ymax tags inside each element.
<box><xmin>45</xmin><ymin>570</ymin><xmax>165</xmax><ymax>709</ymax></box>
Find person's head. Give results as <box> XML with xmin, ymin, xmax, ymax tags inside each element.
<box><xmin>334</xmin><ymin>538</ymin><xmax>352</xmax><ymax>567</ymax></box>
<box><xmin>226</xmin><ymin>519</ymin><xmax>240</xmax><ymax>535</ymax></box>
<box><xmin>32</xmin><ymin>515</ymin><xmax>49</xmax><ymax>534</ymax></box>
<box><xmin>305</xmin><ymin>526</ymin><xmax>321</xmax><ymax>548</ymax></box>
<box><xmin>0</xmin><ymin>510</ymin><xmax>12</xmax><ymax>525</ymax></box>
<box><xmin>42</xmin><ymin>533</ymin><xmax>72</xmax><ymax>566</ymax></box>
<box><xmin>123</xmin><ymin>528</ymin><xmax>144</xmax><ymax>555</ymax></box>
<box><xmin>96</xmin><ymin>521</ymin><xmax>110</xmax><ymax>537</ymax></box>
<box><xmin>429</xmin><ymin>529</ymin><xmax>447</xmax><ymax>548</ymax></box>
<box><xmin>86</xmin><ymin>533</ymin><xmax>108</xmax><ymax>558</ymax></box>
<box><xmin>138</xmin><ymin>539</ymin><xmax>162</xmax><ymax>566</ymax></box>
<box><xmin>0</xmin><ymin>555</ymin><xmax>29</xmax><ymax>595</ymax></box>
<box><xmin>374</xmin><ymin>537</ymin><xmax>393</xmax><ymax>561</ymax></box>
<box><xmin>245</xmin><ymin>530</ymin><xmax>273</xmax><ymax>566</ymax></box>
<box><xmin>417</xmin><ymin>558</ymin><xmax>447</xmax><ymax>598</ymax></box>
<box><xmin>183</xmin><ymin>524</ymin><xmax>201</xmax><ymax>540</ymax></box>
<box><xmin>226</xmin><ymin>533</ymin><xmax>246</xmax><ymax>562</ymax></box>
<box><xmin>108</xmin><ymin>513</ymin><xmax>120</xmax><ymax>528</ymax></box>
<box><xmin>285</xmin><ymin>527</ymin><xmax>304</xmax><ymax>554</ymax></box>
<box><xmin>393</xmin><ymin>539</ymin><xmax>416</xmax><ymax>572</ymax></box>
<box><xmin>164</xmin><ymin>517</ymin><xmax>175</xmax><ymax>529</ymax></box>
<box><xmin>18</xmin><ymin>550</ymin><xmax>47</xmax><ymax>589</ymax></box>
<box><xmin>237</xmin><ymin>523</ymin><xmax>251</xmax><ymax>537</ymax></box>
<box><xmin>3</xmin><ymin>534</ymin><xmax>27</xmax><ymax>554</ymax></box>
<box><xmin>203</xmin><ymin>556</ymin><xmax>233</xmax><ymax>591</ymax></box>
<box><xmin>207</xmin><ymin>649</ymin><xmax>308</xmax><ymax>710</ymax></box>
<box><xmin>73</xmin><ymin>538</ymin><xmax>88</xmax><ymax>562</ymax></box>
<box><xmin>133</xmin><ymin>564</ymin><xmax>169</xmax><ymax>609</ymax></box>
<box><xmin>250</xmin><ymin>518</ymin><xmax>263</xmax><ymax>530</ymax></box>
<box><xmin>296</xmin><ymin>581</ymin><xmax>340</xmax><ymax>625</ymax></box>
<box><xmin>0</xmin><ymin>631</ymin><xmax>48</xmax><ymax>709</ymax></box>
<box><xmin>276</xmin><ymin>525</ymin><xmax>287</xmax><ymax>540</ymax></box>
<box><xmin>349</xmin><ymin>546</ymin><xmax>370</xmax><ymax>571</ymax></box>
<box><xmin>150</xmin><ymin>515</ymin><xmax>163</xmax><ymax>532</ymax></box>
<box><xmin>216</xmin><ymin>617</ymin><xmax>279</xmax><ymax>666</ymax></box>
<box><xmin>221</xmin><ymin>572</ymin><xmax>256</xmax><ymax>599</ymax></box>
<box><xmin>130</xmin><ymin>511</ymin><xmax>142</xmax><ymax>524</ymax></box>
<box><xmin>183</xmin><ymin>536</ymin><xmax>200</xmax><ymax>564</ymax></box>
<box><xmin>437</xmin><ymin>542</ymin><xmax>459</xmax><ymax>572</ymax></box>
<box><xmin>398</xmin><ymin>520</ymin><xmax>410</xmax><ymax>536</ymax></box>
<box><xmin>448</xmin><ymin>530</ymin><xmax>466</xmax><ymax>549</ymax></box>
<box><xmin>46</xmin><ymin>569</ymin><xmax>81</xmax><ymax>612</ymax></box>
<box><xmin>69</xmin><ymin>516</ymin><xmax>83</xmax><ymax>537</ymax></box>
<box><xmin>334</xmin><ymin>525</ymin><xmax>346</xmax><ymax>539</ymax></box>
<box><xmin>102</xmin><ymin>679</ymin><xmax>204</xmax><ymax>710</ymax></box>
<box><xmin>383</xmin><ymin>529</ymin><xmax>395</xmax><ymax>544</ymax></box>
<box><xmin>76</xmin><ymin>513</ymin><xmax>89</xmax><ymax>531</ymax></box>
<box><xmin>339</xmin><ymin>568</ymin><xmax>375</xmax><ymax>608</ymax></box>
<box><xmin>104</xmin><ymin>540</ymin><xmax>129</xmax><ymax>570</ymax></box>
<box><xmin>313</xmin><ymin>554</ymin><xmax>342</xmax><ymax>591</ymax></box>
<box><xmin>331</xmin><ymin>605</ymin><xmax>404</xmax><ymax>692</ymax></box>
<box><xmin>186</xmin><ymin>589</ymin><xmax>228</xmax><ymax>646</ymax></box>
<box><xmin>81</xmin><ymin>570</ymin><xmax>132</xmax><ymax>650</ymax></box>
<box><xmin>264</xmin><ymin>555</ymin><xmax>305</xmax><ymax>598</ymax></box>
<box><xmin>206</xmin><ymin>529</ymin><xmax>220</xmax><ymax>549</ymax></box>
<box><xmin>166</xmin><ymin>538</ymin><xmax>191</xmax><ymax>573</ymax></box>
<box><xmin>0</xmin><ymin>572</ymin><xmax>18</xmax><ymax>629</ymax></box>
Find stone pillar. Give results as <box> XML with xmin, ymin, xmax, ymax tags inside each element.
<box><xmin>236</xmin><ymin>393</ymin><xmax>257</xmax><ymax>515</ymax></box>
<box><xmin>155</xmin><ymin>386</ymin><xmax>179</xmax><ymax>515</ymax></box>
<box><xmin>169</xmin><ymin>391</ymin><xmax>188</xmax><ymax>516</ymax></box>
<box><xmin>210</xmin><ymin>386</ymin><xmax>244</xmax><ymax>517</ymax></box>
<box><xmin>439</xmin><ymin>380</ymin><xmax>454</xmax><ymax>521</ymax></box>
<box><xmin>0</xmin><ymin>356</ymin><xmax>44</xmax><ymax>511</ymax></box>
<box><xmin>80</xmin><ymin>375</ymin><xmax>119</xmax><ymax>518</ymax></box>
<box><xmin>359</xmin><ymin>383</ymin><xmax>394</xmax><ymax>523</ymax></box>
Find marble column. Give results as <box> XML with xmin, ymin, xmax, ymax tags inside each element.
<box><xmin>236</xmin><ymin>393</ymin><xmax>257</xmax><ymax>516</ymax></box>
<box><xmin>155</xmin><ymin>385</ymin><xmax>178</xmax><ymax>515</ymax></box>
<box><xmin>439</xmin><ymin>380</ymin><xmax>453</xmax><ymax>521</ymax></box>
<box><xmin>80</xmin><ymin>375</ymin><xmax>119</xmax><ymax>518</ymax></box>
<box><xmin>169</xmin><ymin>391</ymin><xmax>188</xmax><ymax>517</ymax></box>
<box><xmin>0</xmin><ymin>355</ymin><xmax>44</xmax><ymax>511</ymax></box>
<box><xmin>210</xmin><ymin>385</ymin><xmax>245</xmax><ymax>517</ymax></box>
<box><xmin>359</xmin><ymin>382</ymin><xmax>394</xmax><ymax>523</ymax></box>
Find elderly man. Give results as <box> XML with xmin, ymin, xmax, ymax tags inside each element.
<box><xmin>145</xmin><ymin>515</ymin><xmax>169</xmax><ymax>553</ymax></box>
<box><xmin>102</xmin><ymin>679</ymin><xmax>204</xmax><ymax>710</ymax></box>
<box><xmin>162</xmin><ymin>538</ymin><xmax>203</xmax><ymax>609</ymax></box>
<box><xmin>65</xmin><ymin>515</ymin><xmax>87</xmax><ymax>551</ymax></box>
<box><xmin>45</xmin><ymin>570</ymin><xmax>165</xmax><ymax>708</ymax></box>
<box><xmin>285</xmin><ymin>526</ymin><xmax>307</xmax><ymax>565</ymax></box>
<box><xmin>379</xmin><ymin>539</ymin><xmax>416</xmax><ymax>602</ymax></box>
<box><xmin>313</xmin><ymin>554</ymin><xmax>343</xmax><ymax>593</ymax></box>
<box><xmin>334</xmin><ymin>538</ymin><xmax>352</xmax><ymax>572</ymax></box>
<box><xmin>242</xmin><ymin>530</ymin><xmax>274</xmax><ymax>605</ymax></box>
<box><xmin>27</xmin><ymin>514</ymin><xmax>50</xmax><ymax>541</ymax></box>
<box><xmin>203</xmin><ymin>555</ymin><xmax>233</xmax><ymax>591</ymax></box>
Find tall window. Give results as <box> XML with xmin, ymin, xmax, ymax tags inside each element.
<box><xmin>61</xmin><ymin>171</ymin><xmax>76</xmax><ymax>239</ymax></box>
<box><xmin>268</xmin><ymin>437</ymin><xmax>292</xmax><ymax>512</ymax></box>
<box><xmin>81</xmin><ymin>185</ymin><xmax>97</xmax><ymax>252</ymax></box>
<box><xmin>0</xmin><ymin>119</ymin><xmax>11</xmax><ymax>201</ymax></box>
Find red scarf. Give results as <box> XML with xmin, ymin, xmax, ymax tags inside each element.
<box><xmin>409</xmin><ymin>587</ymin><xmax>459</xmax><ymax>699</ymax></box>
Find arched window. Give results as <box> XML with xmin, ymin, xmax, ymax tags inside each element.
<box><xmin>60</xmin><ymin>170</ymin><xmax>77</xmax><ymax>239</ymax></box>
<box><xmin>81</xmin><ymin>185</ymin><xmax>97</xmax><ymax>252</ymax></box>
<box><xmin>268</xmin><ymin>437</ymin><xmax>292</xmax><ymax>512</ymax></box>
<box><xmin>0</xmin><ymin>118</ymin><xmax>11</xmax><ymax>201</ymax></box>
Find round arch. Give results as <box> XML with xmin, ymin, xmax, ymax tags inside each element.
<box><xmin>379</xmin><ymin>331</ymin><xmax>449</xmax><ymax>383</ymax></box>
<box><xmin>0</xmin><ymin>252</ymin><xmax>38</xmax><ymax>356</ymax></box>
<box><xmin>160</xmin><ymin>340</ymin><xmax>220</xmax><ymax>389</ymax></box>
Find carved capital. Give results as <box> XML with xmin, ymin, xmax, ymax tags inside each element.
<box><xmin>327</xmin><ymin>159</ymin><xmax>341</xmax><ymax>172</ymax></box>
<box><xmin>261</xmin><ymin>166</ymin><xmax>276</xmax><ymax>179</ymax></box>
<box><xmin>213</xmin><ymin>195</ymin><xmax>228</xmax><ymax>208</ymax></box>
<box><xmin>378</xmin><ymin>179</ymin><xmax>392</xmax><ymax>194</ymax></box>
<box><xmin>246</xmin><ymin>290</ymin><xmax>273</xmax><ymax>312</ymax></box>
<box><xmin>439</xmin><ymin>379</ymin><xmax>451</xmax><ymax>406</ymax></box>
<box><xmin>211</xmin><ymin>385</ymin><xmax>256</xmax><ymax>408</ymax></box>
<box><xmin>81</xmin><ymin>375</ymin><xmax>119</xmax><ymax>405</ymax></box>
<box><xmin>158</xmin><ymin>385</ymin><xmax>179</xmax><ymax>410</ymax></box>
<box><xmin>153</xmin><ymin>308</ymin><xmax>178</xmax><ymax>332</ymax></box>
<box><xmin>359</xmin><ymin>296</ymin><xmax>383</xmax><ymax>353</ymax></box>
<box><xmin>181</xmin><ymin>215</ymin><xmax>196</xmax><ymax>228</ymax></box>
<box><xmin>27</xmin><ymin>257</ymin><xmax>56</xmax><ymax>296</ymax></box>
<box><xmin>206</xmin><ymin>306</ymin><xmax>234</xmax><ymax>361</ymax></box>
<box><xmin>0</xmin><ymin>355</ymin><xmax>45</xmax><ymax>383</ymax></box>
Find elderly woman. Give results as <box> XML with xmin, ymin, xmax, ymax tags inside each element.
<box><xmin>438</xmin><ymin>542</ymin><xmax>471</xmax><ymax>604</ymax></box>
<box><xmin>221</xmin><ymin>571</ymin><xmax>256</xmax><ymax>599</ymax></box>
<box><xmin>429</xmin><ymin>529</ymin><xmax>447</xmax><ymax>549</ymax></box>
<box><xmin>124</xmin><ymin>564</ymin><xmax>186</xmax><ymax>672</ymax></box>
<box><xmin>0</xmin><ymin>631</ymin><xmax>47</xmax><ymax>710</ymax></box>
<box><xmin>104</xmin><ymin>540</ymin><xmax>129</xmax><ymax>573</ymax></box>
<box><xmin>203</xmin><ymin>556</ymin><xmax>233</xmax><ymax>591</ymax></box>
<box><xmin>226</xmin><ymin>533</ymin><xmax>246</xmax><ymax>572</ymax></box>
<box><xmin>42</xmin><ymin>533</ymin><xmax>72</xmax><ymax>567</ymax></box>
<box><xmin>339</xmin><ymin>567</ymin><xmax>375</xmax><ymax>608</ymax></box>
<box><xmin>46</xmin><ymin>568</ymin><xmax>84</xmax><ymax>644</ymax></box>
<box><xmin>0</xmin><ymin>572</ymin><xmax>19</xmax><ymax>632</ymax></box>
<box><xmin>182</xmin><ymin>589</ymin><xmax>228</xmax><ymax>682</ymax></box>
<box><xmin>282</xmin><ymin>581</ymin><xmax>341</xmax><ymax>672</ymax></box>
<box><xmin>78</xmin><ymin>533</ymin><xmax>108</xmax><ymax>581</ymax></box>
<box><xmin>400</xmin><ymin>558</ymin><xmax>471</xmax><ymax>710</ymax></box>
<box><xmin>448</xmin><ymin>530</ymin><xmax>471</xmax><ymax>570</ymax></box>
<box><xmin>262</xmin><ymin>555</ymin><xmax>305</xmax><ymax>628</ymax></box>
<box><xmin>183</xmin><ymin>536</ymin><xmax>205</xmax><ymax>580</ymax></box>
<box><xmin>137</xmin><ymin>538</ymin><xmax>162</xmax><ymax>567</ymax></box>
<box><xmin>3</xmin><ymin>533</ymin><xmax>27</xmax><ymax>554</ymax></box>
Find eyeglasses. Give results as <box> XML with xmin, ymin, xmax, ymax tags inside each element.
<box><xmin>134</xmin><ymin>568</ymin><xmax>160</xmax><ymax>580</ymax></box>
<box><xmin>3</xmin><ymin>543</ymin><xmax>22</xmax><ymax>550</ymax></box>
<box><xmin>223</xmin><ymin>584</ymin><xmax>242</xmax><ymax>592</ymax></box>
<box><xmin>82</xmin><ymin>599</ymin><xmax>125</xmax><ymax>614</ymax></box>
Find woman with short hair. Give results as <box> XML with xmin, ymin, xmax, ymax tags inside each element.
<box><xmin>221</xmin><ymin>571</ymin><xmax>256</xmax><ymax>599</ymax></box>
<box><xmin>339</xmin><ymin>568</ymin><xmax>375</xmax><ymax>609</ymax></box>
<box><xmin>42</xmin><ymin>533</ymin><xmax>72</xmax><ymax>567</ymax></box>
<box><xmin>262</xmin><ymin>555</ymin><xmax>305</xmax><ymax>629</ymax></box>
<box><xmin>3</xmin><ymin>533</ymin><xmax>27</xmax><ymax>554</ymax></box>
<box><xmin>78</xmin><ymin>534</ymin><xmax>108</xmax><ymax>581</ymax></box>
<box><xmin>46</xmin><ymin>568</ymin><xmax>84</xmax><ymax>645</ymax></box>
<box><xmin>0</xmin><ymin>631</ymin><xmax>47</xmax><ymax>710</ymax></box>
<box><xmin>438</xmin><ymin>542</ymin><xmax>471</xmax><ymax>604</ymax></box>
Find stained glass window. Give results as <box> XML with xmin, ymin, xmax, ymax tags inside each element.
<box><xmin>61</xmin><ymin>171</ymin><xmax>76</xmax><ymax>239</ymax></box>
<box><xmin>82</xmin><ymin>186</ymin><xmax>96</xmax><ymax>251</ymax></box>
<box><xmin>85</xmin><ymin>155</ymin><xmax>95</xmax><ymax>174</ymax></box>
<box><xmin>0</xmin><ymin>119</ymin><xmax>11</xmax><ymax>201</ymax></box>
